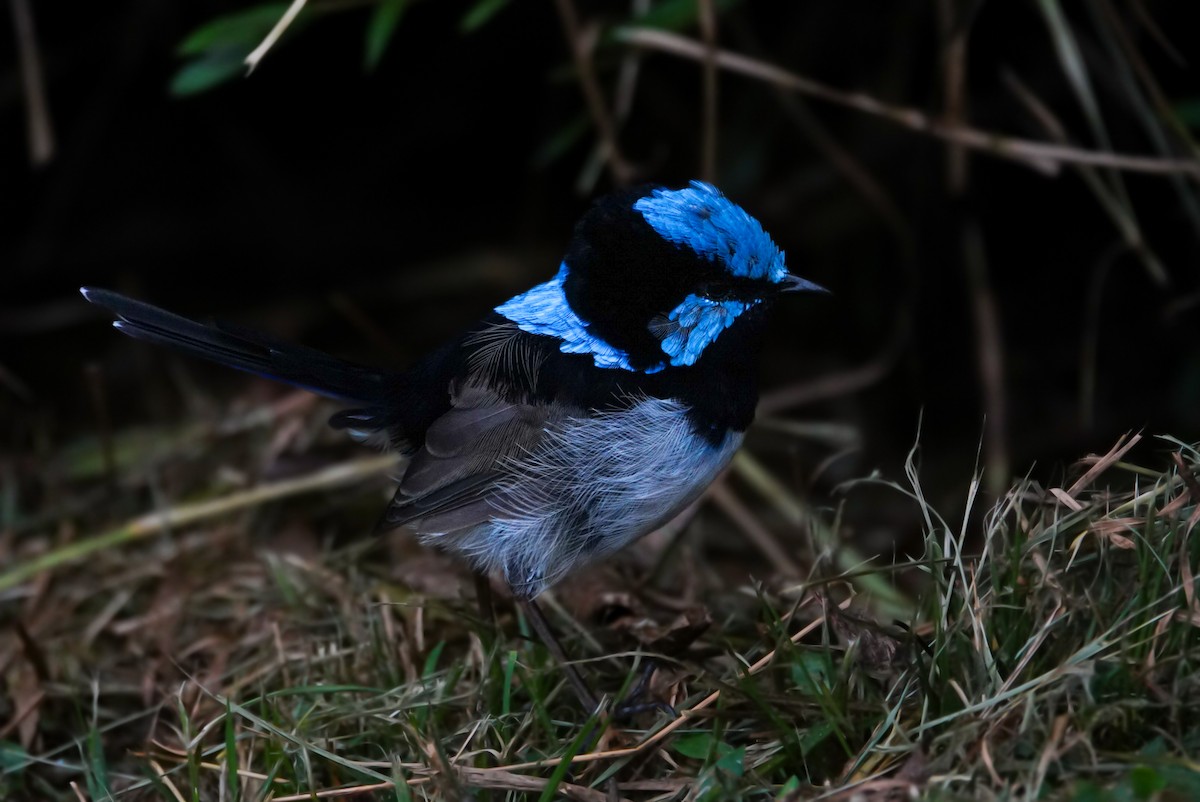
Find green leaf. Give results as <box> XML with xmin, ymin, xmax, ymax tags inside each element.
<box><xmin>177</xmin><ymin>4</ymin><xmax>290</xmax><ymax>56</ymax></box>
<box><xmin>422</xmin><ymin>641</ymin><xmax>446</xmax><ymax>678</ymax></box>
<box><xmin>532</xmin><ymin>114</ymin><xmax>590</xmax><ymax>168</ymax></box>
<box><xmin>714</xmin><ymin>745</ymin><xmax>745</xmax><ymax>777</ymax></box>
<box><xmin>776</xmin><ymin>776</ymin><xmax>802</xmax><ymax>801</ymax></box>
<box><xmin>172</xmin><ymin>3</ymin><xmax>314</xmax><ymax>95</ymax></box>
<box><xmin>674</xmin><ymin>732</ymin><xmax>718</xmax><ymax>759</ymax></box>
<box><xmin>460</xmin><ymin>0</ymin><xmax>510</xmax><ymax>33</ymax></box>
<box><xmin>390</xmin><ymin>757</ymin><xmax>413</xmax><ymax>802</ymax></box>
<box><xmin>799</xmin><ymin>720</ymin><xmax>835</xmax><ymax>757</ymax></box>
<box><xmin>0</xmin><ymin>741</ymin><xmax>28</xmax><ymax>774</ymax></box>
<box><xmin>224</xmin><ymin>701</ymin><xmax>240</xmax><ymax>802</ymax></box>
<box><xmin>1130</xmin><ymin>766</ymin><xmax>1166</xmax><ymax>799</ymax></box>
<box><xmin>501</xmin><ymin>649</ymin><xmax>517</xmax><ymax>716</ymax></box>
<box><xmin>1172</xmin><ymin>98</ymin><xmax>1200</xmax><ymax>128</ymax></box>
<box><xmin>171</xmin><ymin>46</ymin><xmax>247</xmax><ymax>97</ymax></box>
<box><xmin>364</xmin><ymin>0</ymin><xmax>407</xmax><ymax>72</ymax></box>
<box><xmin>631</xmin><ymin>0</ymin><xmax>740</xmax><ymax>33</ymax></box>
<box><xmin>1068</xmin><ymin>782</ymin><xmax>1110</xmax><ymax>802</ymax></box>
<box><xmin>84</xmin><ymin>728</ymin><xmax>111</xmax><ymax>801</ymax></box>
<box><xmin>789</xmin><ymin>649</ymin><xmax>832</xmax><ymax>696</ymax></box>
<box><xmin>1157</xmin><ymin>764</ymin><xmax>1200</xmax><ymax>796</ymax></box>
<box><xmin>537</xmin><ymin>707</ymin><xmax>604</xmax><ymax>802</ymax></box>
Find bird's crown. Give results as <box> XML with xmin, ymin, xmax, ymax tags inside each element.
<box><xmin>633</xmin><ymin>181</ymin><xmax>788</xmax><ymax>283</ymax></box>
<box><xmin>496</xmin><ymin>181</ymin><xmax>824</xmax><ymax>374</ymax></box>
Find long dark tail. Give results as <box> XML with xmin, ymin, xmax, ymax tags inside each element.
<box><xmin>80</xmin><ymin>287</ymin><xmax>391</xmax><ymax>405</ymax></box>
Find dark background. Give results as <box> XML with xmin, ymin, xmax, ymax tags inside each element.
<box><xmin>4</xmin><ymin>0</ymin><xmax>1199</xmax><ymax>544</ymax></box>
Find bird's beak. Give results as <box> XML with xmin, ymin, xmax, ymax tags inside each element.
<box><xmin>779</xmin><ymin>273</ymin><xmax>830</xmax><ymax>294</ymax></box>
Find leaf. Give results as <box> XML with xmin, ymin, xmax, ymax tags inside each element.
<box><xmin>172</xmin><ymin>2</ymin><xmax>315</xmax><ymax>95</ymax></box>
<box><xmin>673</xmin><ymin>732</ymin><xmax>718</xmax><ymax>759</ymax></box>
<box><xmin>799</xmin><ymin>720</ymin><xmax>835</xmax><ymax>757</ymax></box>
<box><xmin>501</xmin><ymin>649</ymin><xmax>517</xmax><ymax>716</ymax></box>
<box><xmin>532</xmin><ymin>114</ymin><xmax>591</xmax><ymax>168</ymax></box>
<box><xmin>224</xmin><ymin>701</ymin><xmax>240</xmax><ymax>802</ymax></box>
<box><xmin>631</xmin><ymin>0</ymin><xmax>740</xmax><ymax>33</ymax></box>
<box><xmin>1172</xmin><ymin>99</ymin><xmax>1200</xmax><ymax>129</ymax></box>
<box><xmin>776</xmin><ymin>776</ymin><xmax>802</xmax><ymax>800</ymax></box>
<box><xmin>714</xmin><ymin>746</ymin><xmax>745</xmax><ymax>777</ymax></box>
<box><xmin>177</xmin><ymin>4</ymin><xmax>291</xmax><ymax>56</ymax></box>
<box><xmin>789</xmin><ymin>649</ymin><xmax>832</xmax><ymax>696</ymax></box>
<box><xmin>1129</xmin><ymin>766</ymin><xmax>1166</xmax><ymax>799</ymax></box>
<box><xmin>460</xmin><ymin>0</ymin><xmax>510</xmax><ymax>33</ymax></box>
<box><xmin>364</xmin><ymin>0</ymin><xmax>407</xmax><ymax>72</ymax></box>
<box><xmin>0</xmin><ymin>741</ymin><xmax>28</xmax><ymax>774</ymax></box>
<box><xmin>84</xmin><ymin>728</ymin><xmax>111</xmax><ymax>801</ymax></box>
<box><xmin>170</xmin><ymin>47</ymin><xmax>248</xmax><ymax>97</ymax></box>
<box><xmin>537</xmin><ymin>707</ymin><xmax>604</xmax><ymax>802</ymax></box>
<box><xmin>421</xmin><ymin>641</ymin><xmax>446</xmax><ymax>678</ymax></box>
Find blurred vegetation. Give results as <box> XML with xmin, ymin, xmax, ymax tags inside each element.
<box><xmin>3</xmin><ymin>0</ymin><xmax>1200</xmax><ymax>799</ymax></box>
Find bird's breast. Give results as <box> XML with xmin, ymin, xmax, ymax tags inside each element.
<box><xmin>480</xmin><ymin>396</ymin><xmax>743</xmax><ymax>596</ymax></box>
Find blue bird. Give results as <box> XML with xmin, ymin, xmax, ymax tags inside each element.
<box><xmin>81</xmin><ymin>180</ymin><xmax>827</xmax><ymax>712</ymax></box>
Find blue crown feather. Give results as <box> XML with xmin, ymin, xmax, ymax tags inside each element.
<box><xmin>634</xmin><ymin>181</ymin><xmax>788</xmax><ymax>283</ymax></box>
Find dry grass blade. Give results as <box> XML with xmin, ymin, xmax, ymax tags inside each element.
<box><xmin>0</xmin><ymin>454</ymin><xmax>398</xmax><ymax>592</ymax></box>
<box><xmin>1064</xmin><ymin>431</ymin><xmax>1140</xmax><ymax>496</ymax></box>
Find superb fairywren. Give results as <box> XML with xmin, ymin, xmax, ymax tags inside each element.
<box><xmin>82</xmin><ymin>180</ymin><xmax>827</xmax><ymax>713</ymax></box>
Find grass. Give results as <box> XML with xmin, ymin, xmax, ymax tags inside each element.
<box><xmin>2</xmin><ymin>401</ymin><xmax>1200</xmax><ymax>801</ymax></box>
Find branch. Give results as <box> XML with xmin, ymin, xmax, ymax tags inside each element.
<box><xmin>615</xmin><ymin>27</ymin><xmax>1200</xmax><ymax>181</ymax></box>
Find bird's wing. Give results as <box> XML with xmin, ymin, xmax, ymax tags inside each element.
<box><xmin>384</xmin><ymin>380</ymin><xmax>568</xmax><ymax>534</ymax></box>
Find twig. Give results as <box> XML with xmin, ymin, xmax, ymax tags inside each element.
<box><xmin>246</xmin><ymin>0</ymin><xmax>308</xmax><ymax>73</ymax></box>
<box><xmin>554</xmin><ymin>0</ymin><xmax>634</xmax><ymax>184</ymax></box>
<box><xmin>8</xmin><ymin>0</ymin><xmax>54</xmax><ymax>165</ymax></box>
<box><xmin>938</xmin><ymin>0</ymin><xmax>970</xmax><ymax>193</ymax></box>
<box><xmin>615</xmin><ymin>27</ymin><xmax>1200</xmax><ymax>181</ymax></box>
<box><xmin>697</xmin><ymin>0</ymin><xmax>718</xmax><ymax>181</ymax></box>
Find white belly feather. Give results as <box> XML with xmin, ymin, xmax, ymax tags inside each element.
<box><xmin>444</xmin><ymin>397</ymin><xmax>743</xmax><ymax>597</ymax></box>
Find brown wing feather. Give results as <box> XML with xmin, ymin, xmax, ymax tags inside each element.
<box><xmin>386</xmin><ymin>381</ymin><xmax>568</xmax><ymax>534</ymax></box>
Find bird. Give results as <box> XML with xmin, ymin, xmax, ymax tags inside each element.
<box><xmin>81</xmin><ymin>180</ymin><xmax>827</xmax><ymax>712</ymax></box>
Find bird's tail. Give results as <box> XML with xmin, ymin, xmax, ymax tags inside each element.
<box><xmin>80</xmin><ymin>287</ymin><xmax>390</xmax><ymax>405</ymax></box>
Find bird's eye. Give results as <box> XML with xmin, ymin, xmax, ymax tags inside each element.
<box><xmin>699</xmin><ymin>281</ymin><xmax>736</xmax><ymax>301</ymax></box>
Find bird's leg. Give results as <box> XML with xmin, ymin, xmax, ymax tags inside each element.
<box><xmin>518</xmin><ymin>597</ymin><xmax>602</xmax><ymax>714</ymax></box>
<box><xmin>613</xmin><ymin>658</ymin><xmax>676</xmax><ymax>720</ymax></box>
<box><xmin>473</xmin><ymin>571</ymin><xmax>495</xmax><ymax>624</ymax></box>
<box><xmin>519</xmin><ymin>598</ymin><xmax>624</xmax><ymax>802</ymax></box>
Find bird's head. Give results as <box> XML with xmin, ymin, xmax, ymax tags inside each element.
<box><xmin>497</xmin><ymin>181</ymin><xmax>827</xmax><ymax>373</ymax></box>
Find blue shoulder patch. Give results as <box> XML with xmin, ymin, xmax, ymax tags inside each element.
<box><xmin>634</xmin><ymin>181</ymin><xmax>788</xmax><ymax>283</ymax></box>
<box><xmin>495</xmin><ymin>264</ymin><xmax>664</xmax><ymax>373</ymax></box>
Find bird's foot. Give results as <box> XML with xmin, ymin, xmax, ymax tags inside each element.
<box><xmin>613</xmin><ymin>658</ymin><xmax>676</xmax><ymax>720</ymax></box>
